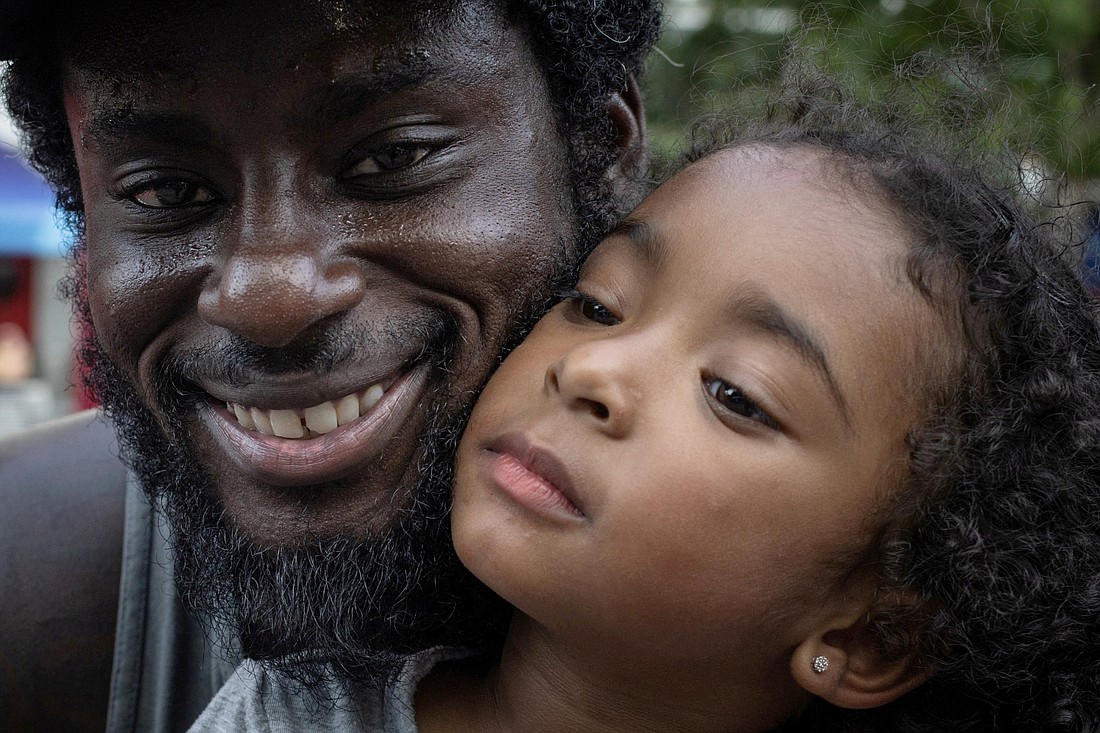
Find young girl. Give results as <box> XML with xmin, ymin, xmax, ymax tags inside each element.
<box><xmin>422</xmin><ymin>76</ymin><xmax>1100</xmax><ymax>731</ymax></box>
<box><xmin>190</xmin><ymin>68</ymin><xmax>1100</xmax><ymax>732</ymax></box>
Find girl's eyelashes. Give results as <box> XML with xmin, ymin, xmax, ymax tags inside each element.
<box><xmin>557</xmin><ymin>288</ymin><xmax>781</xmax><ymax>432</ymax></box>
<box><xmin>704</xmin><ymin>376</ymin><xmax>780</xmax><ymax>430</ymax></box>
<box><xmin>561</xmin><ymin>289</ymin><xmax>621</xmax><ymax>326</ymax></box>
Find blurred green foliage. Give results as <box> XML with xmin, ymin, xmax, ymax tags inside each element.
<box><xmin>643</xmin><ymin>0</ymin><xmax>1100</xmax><ymax>182</ymax></box>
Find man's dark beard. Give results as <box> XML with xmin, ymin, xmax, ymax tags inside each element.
<box><xmin>69</xmin><ymin>258</ymin><xmax>515</xmax><ymax>691</ymax></box>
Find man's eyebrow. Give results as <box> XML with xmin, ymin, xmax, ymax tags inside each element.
<box><xmin>294</xmin><ymin>63</ymin><xmax>435</xmax><ymax>131</ymax></box>
<box><xmin>607</xmin><ymin>217</ymin><xmax>670</xmax><ymax>272</ymax></box>
<box><xmin>80</xmin><ymin>63</ymin><xmax>435</xmax><ymax>149</ymax></box>
<box><xmin>730</xmin><ymin>292</ymin><xmax>853</xmax><ymax>427</ymax></box>
<box><xmin>83</xmin><ymin>110</ymin><xmax>216</xmax><ymax>150</ymax></box>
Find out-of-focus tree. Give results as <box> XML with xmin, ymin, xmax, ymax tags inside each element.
<box><xmin>644</xmin><ymin>0</ymin><xmax>1100</xmax><ymax>185</ymax></box>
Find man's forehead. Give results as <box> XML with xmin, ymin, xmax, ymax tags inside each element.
<box><xmin>60</xmin><ymin>0</ymin><xmax>473</xmax><ymax>80</ymax></box>
<box><xmin>60</xmin><ymin>0</ymin><xmax>542</xmax><ymax>155</ymax></box>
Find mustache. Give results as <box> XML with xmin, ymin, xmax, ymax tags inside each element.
<box><xmin>155</xmin><ymin>311</ymin><xmax>461</xmax><ymax>395</ymax></box>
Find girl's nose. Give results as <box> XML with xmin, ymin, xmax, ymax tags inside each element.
<box><xmin>544</xmin><ymin>340</ymin><xmax>636</xmax><ymax>438</ymax></box>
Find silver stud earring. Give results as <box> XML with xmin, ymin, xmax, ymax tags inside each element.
<box><xmin>812</xmin><ymin>655</ymin><xmax>829</xmax><ymax>673</ymax></box>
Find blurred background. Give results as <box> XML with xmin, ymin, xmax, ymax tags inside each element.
<box><xmin>647</xmin><ymin>0</ymin><xmax>1099</xmax><ymax>169</ymax></box>
<box><xmin>0</xmin><ymin>0</ymin><xmax>1097</xmax><ymax>435</ymax></box>
<box><xmin>0</xmin><ymin>91</ymin><xmax>78</xmax><ymax>436</ymax></box>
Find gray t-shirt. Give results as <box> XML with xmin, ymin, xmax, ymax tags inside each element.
<box><xmin>106</xmin><ymin>476</ymin><xmax>238</xmax><ymax>733</ymax></box>
<box><xmin>187</xmin><ymin>648</ymin><xmax>461</xmax><ymax>732</ymax></box>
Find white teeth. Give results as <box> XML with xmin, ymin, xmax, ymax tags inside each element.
<box><xmin>251</xmin><ymin>407</ymin><xmax>274</xmax><ymax>436</ymax></box>
<box><xmin>336</xmin><ymin>394</ymin><xmax>360</xmax><ymax>424</ymax></box>
<box><xmin>303</xmin><ymin>402</ymin><xmax>338</xmax><ymax>435</ymax></box>
<box><xmin>226</xmin><ymin>381</ymin><xmax>388</xmax><ymax>440</ymax></box>
<box><xmin>270</xmin><ymin>409</ymin><xmax>305</xmax><ymax>439</ymax></box>
<box><xmin>232</xmin><ymin>403</ymin><xmax>255</xmax><ymax>430</ymax></box>
<box><xmin>360</xmin><ymin>384</ymin><xmax>384</xmax><ymax>412</ymax></box>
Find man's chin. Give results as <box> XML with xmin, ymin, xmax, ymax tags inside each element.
<box><xmin>154</xmin><ymin>402</ymin><xmax>507</xmax><ymax>688</ymax></box>
<box><xmin>165</xmin><ymin>475</ymin><xmax>506</xmax><ymax>688</ymax></box>
<box><xmin>80</xmin><ymin>328</ymin><xmax>508</xmax><ymax>688</ymax></box>
<box><xmin>197</xmin><ymin>453</ymin><xmax>426</xmax><ymax>546</ymax></box>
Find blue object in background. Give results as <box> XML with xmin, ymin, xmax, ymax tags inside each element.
<box><xmin>0</xmin><ymin>149</ymin><xmax>68</xmax><ymax>257</ymax></box>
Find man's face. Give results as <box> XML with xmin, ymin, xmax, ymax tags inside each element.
<box><xmin>62</xmin><ymin>1</ymin><xmax>574</xmax><ymax>544</ymax></box>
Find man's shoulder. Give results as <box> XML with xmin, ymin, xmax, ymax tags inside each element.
<box><xmin>0</xmin><ymin>410</ymin><xmax>128</xmax><ymax>577</ymax></box>
<box><xmin>0</xmin><ymin>407</ymin><xmax>123</xmax><ymax>473</ymax></box>
<box><xmin>0</xmin><ymin>410</ymin><xmax>127</xmax><ymax>732</ymax></box>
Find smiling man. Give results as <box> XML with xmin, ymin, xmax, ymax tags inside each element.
<box><xmin>0</xmin><ymin>1</ymin><xmax>660</xmax><ymax>730</ymax></box>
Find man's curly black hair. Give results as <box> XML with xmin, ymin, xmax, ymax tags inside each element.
<box><xmin>2</xmin><ymin>0</ymin><xmax>662</xmax><ymax>257</ymax></box>
<box><xmin>689</xmin><ymin>58</ymin><xmax>1100</xmax><ymax>732</ymax></box>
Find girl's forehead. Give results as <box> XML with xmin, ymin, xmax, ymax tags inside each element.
<box><xmin>667</xmin><ymin>144</ymin><xmax>882</xmax><ymax>211</ymax></box>
<box><xmin>640</xmin><ymin>145</ymin><xmax>909</xmax><ymax>267</ymax></box>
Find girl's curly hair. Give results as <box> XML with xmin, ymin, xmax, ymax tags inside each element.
<box><xmin>691</xmin><ymin>54</ymin><xmax>1100</xmax><ymax>732</ymax></box>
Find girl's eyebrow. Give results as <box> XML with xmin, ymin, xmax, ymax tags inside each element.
<box><xmin>611</xmin><ymin>214</ymin><xmax>851</xmax><ymax>426</ymax></box>
<box><xmin>729</xmin><ymin>291</ymin><xmax>852</xmax><ymax>427</ymax></box>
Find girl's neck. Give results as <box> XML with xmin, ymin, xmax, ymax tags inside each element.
<box><xmin>416</xmin><ymin>613</ymin><xmax>807</xmax><ymax>733</ymax></box>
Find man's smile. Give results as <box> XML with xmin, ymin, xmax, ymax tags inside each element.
<box><xmin>197</xmin><ymin>364</ymin><xmax>432</xmax><ymax>487</ymax></box>
<box><xmin>223</xmin><ymin>379</ymin><xmax>392</xmax><ymax>439</ymax></box>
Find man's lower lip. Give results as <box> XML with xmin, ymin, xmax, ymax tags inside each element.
<box><xmin>199</xmin><ymin>366</ymin><xmax>430</xmax><ymax>487</ymax></box>
<box><xmin>485</xmin><ymin>451</ymin><xmax>584</xmax><ymax>522</ymax></box>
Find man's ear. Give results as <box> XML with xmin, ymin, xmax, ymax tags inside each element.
<box><xmin>790</xmin><ymin>600</ymin><xmax>933</xmax><ymax>710</ymax></box>
<box><xmin>605</xmin><ymin>75</ymin><xmax>648</xmax><ymax>197</ymax></box>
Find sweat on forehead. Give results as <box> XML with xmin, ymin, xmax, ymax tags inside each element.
<box><xmin>60</xmin><ymin>0</ymin><xmax>463</xmax><ymax>80</ymax></box>
<box><xmin>60</xmin><ymin>1</ymin><xmax>514</xmax><ymax>155</ymax></box>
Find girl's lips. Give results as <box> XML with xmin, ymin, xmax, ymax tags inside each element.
<box><xmin>199</xmin><ymin>365</ymin><xmax>430</xmax><ymax>487</ymax></box>
<box><xmin>484</xmin><ymin>434</ymin><xmax>586</xmax><ymax>522</ymax></box>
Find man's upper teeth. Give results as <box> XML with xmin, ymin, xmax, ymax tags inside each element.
<box><xmin>227</xmin><ymin>382</ymin><xmax>387</xmax><ymax>439</ymax></box>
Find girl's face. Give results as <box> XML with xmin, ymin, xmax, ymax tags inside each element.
<box><xmin>453</xmin><ymin>146</ymin><xmax>939</xmax><ymax>694</ymax></box>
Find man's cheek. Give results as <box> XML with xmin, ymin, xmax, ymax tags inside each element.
<box><xmin>86</xmin><ymin>239</ymin><xmax>205</xmax><ymax>369</ymax></box>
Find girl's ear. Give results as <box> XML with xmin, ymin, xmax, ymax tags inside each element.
<box><xmin>789</xmin><ymin>600</ymin><xmax>933</xmax><ymax>710</ymax></box>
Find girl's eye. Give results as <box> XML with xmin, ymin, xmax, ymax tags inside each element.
<box><xmin>565</xmin><ymin>290</ymin><xmax>620</xmax><ymax>326</ymax></box>
<box><xmin>705</xmin><ymin>377</ymin><xmax>778</xmax><ymax>430</ymax></box>
<box><xmin>131</xmin><ymin>180</ymin><xmax>216</xmax><ymax>209</ymax></box>
<box><xmin>346</xmin><ymin>145</ymin><xmax>432</xmax><ymax>176</ymax></box>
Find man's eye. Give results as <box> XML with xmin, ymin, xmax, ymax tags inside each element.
<box><xmin>565</xmin><ymin>290</ymin><xmax>620</xmax><ymax>326</ymax></box>
<box><xmin>705</xmin><ymin>377</ymin><xmax>777</xmax><ymax>429</ymax></box>
<box><xmin>131</xmin><ymin>180</ymin><xmax>216</xmax><ymax>209</ymax></box>
<box><xmin>346</xmin><ymin>145</ymin><xmax>432</xmax><ymax>176</ymax></box>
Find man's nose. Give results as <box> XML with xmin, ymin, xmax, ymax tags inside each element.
<box><xmin>544</xmin><ymin>338</ymin><xmax>637</xmax><ymax>438</ymax></box>
<box><xmin>197</xmin><ymin>249</ymin><xmax>366</xmax><ymax>348</ymax></box>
